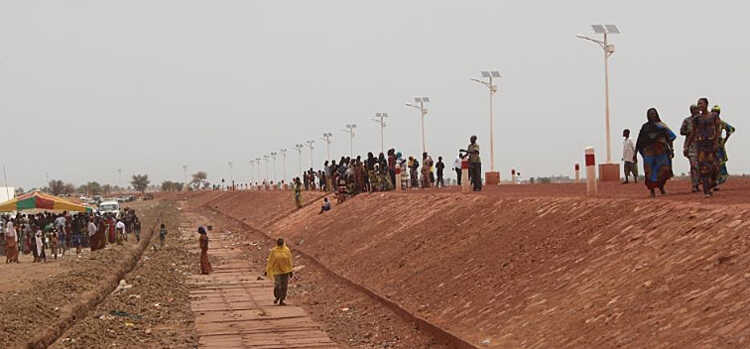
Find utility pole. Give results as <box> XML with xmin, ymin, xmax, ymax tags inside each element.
<box><xmin>279</xmin><ymin>148</ymin><xmax>287</xmax><ymax>183</ymax></box>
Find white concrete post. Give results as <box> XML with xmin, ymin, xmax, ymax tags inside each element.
<box><xmin>585</xmin><ymin>147</ymin><xmax>597</xmax><ymax>195</ymax></box>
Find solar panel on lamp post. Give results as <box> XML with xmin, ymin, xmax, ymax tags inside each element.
<box><xmin>373</xmin><ymin>113</ymin><xmax>388</xmax><ymax>154</ymax></box>
<box><xmin>406</xmin><ymin>97</ymin><xmax>430</xmax><ymax>154</ymax></box>
<box><xmin>577</xmin><ymin>24</ymin><xmax>620</xmax><ymax>164</ymax></box>
<box><xmin>343</xmin><ymin>124</ymin><xmax>356</xmax><ymax>157</ymax></box>
<box><xmin>471</xmin><ymin>71</ymin><xmax>501</xmax><ymax>172</ymax></box>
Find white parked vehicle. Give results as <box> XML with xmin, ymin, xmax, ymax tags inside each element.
<box><xmin>99</xmin><ymin>201</ymin><xmax>121</xmax><ymax>218</ymax></box>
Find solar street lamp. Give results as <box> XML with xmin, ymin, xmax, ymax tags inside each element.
<box><xmin>471</xmin><ymin>71</ymin><xmax>501</xmax><ymax>172</ymax></box>
<box><xmin>270</xmin><ymin>152</ymin><xmax>278</xmax><ymax>182</ymax></box>
<box><xmin>577</xmin><ymin>24</ymin><xmax>620</xmax><ymax>164</ymax></box>
<box><xmin>294</xmin><ymin>144</ymin><xmax>304</xmax><ymax>175</ymax></box>
<box><xmin>279</xmin><ymin>149</ymin><xmax>287</xmax><ymax>182</ymax></box>
<box><xmin>406</xmin><ymin>97</ymin><xmax>430</xmax><ymax>154</ymax></box>
<box><xmin>306</xmin><ymin>140</ymin><xmax>315</xmax><ymax>169</ymax></box>
<box><xmin>342</xmin><ymin>124</ymin><xmax>356</xmax><ymax>157</ymax></box>
<box><xmin>321</xmin><ymin>133</ymin><xmax>333</xmax><ymax>161</ymax></box>
<box><xmin>372</xmin><ymin>113</ymin><xmax>388</xmax><ymax>154</ymax></box>
<box><xmin>255</xmin><ymin>157</ymin><xmax>262</xmax><ymax>184</ymax></box>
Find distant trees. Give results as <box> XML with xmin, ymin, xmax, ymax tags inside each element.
<box><xmin>47</xmin><ymin>180</ymin><xmax>76</xmax><ymax>196</ymax></box>
<box><xmin>160</xmin><ymin>181</ymin><xmax>184</xmax><ymax>192</ymax></box>
<box><xmin>48</xmin><ymin>180</ymin><xmax>66</xmax><ymax>195</ymax></box>
<box><xmin>131</xmin><ymin>174</ymin><xmax>150</xmax><ymax>194</ymax></box>
<box><xmin>102</xmin><ymin>184</ymin><xmax>113</xmax><ymax>196</ymax></box>
<box><xmin>79</xmin><ymin>182</ymin><xmax>102</xmax><ymax>196</ymax></box>
<box><xmin>191</xmin><ymin>171</ymin><xmax>208</xmax><ymax>190</ymax></box>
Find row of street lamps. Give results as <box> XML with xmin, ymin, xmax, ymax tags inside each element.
<box><xmin>229</xmin><ymin>24</ymin><xmax>619</xmax><ymax>186</ymax></box>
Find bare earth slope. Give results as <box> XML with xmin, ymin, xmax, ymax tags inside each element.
<box><xmin>201</xmin><ymin>186</ymin><xmax>750</xmax><ymax>348</ymax></box>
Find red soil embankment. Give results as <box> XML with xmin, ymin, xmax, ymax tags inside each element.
<box><xmin>203</xmin><ymin>190</ymin><xmax>750</xmax><ymax>348</ymax></box>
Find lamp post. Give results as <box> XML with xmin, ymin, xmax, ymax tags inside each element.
<box><xmin>577</xmin><ymin>24</ymin><xmax>620</xmax><ymax>164</ymax></box>
<box><xmin>306</xmin><ymin>140</ymin><xmax>315</xmax><ymax>169</ymax></box>
<box><xmin>182</xmin><ymin>165</ymin><xmax>188</xmax><ymax>188</ymax></box>
<box><xmin>255</xmin><ymin>157</ymin><xmax>262</xmax><ymax>185</ymax></box>
<box><xmin>321</xmin><ymin>133</ymin><xmax>333</xmax><ymax>161</ymax></box>
<box><xmin>248</xmin><ymin>160</ymin><xmax>254</xmax><ymax>185</ymax></box>
<box><xmin>279</xmin><ymin>148</ymin><xmax>287</xmax><ymax>183</ymax></box>
<box><xmin>228</xmin><ymin>161</ymin><xmax>233</xmax><ymax>189</ymax></box>
<box><xmin>406</xmin><ymin>97</ymin><xmax>430</xmax><ymax>154</ymax></box>
<box><xmin>342</xmin><ymin>124</ymin><xmax>356</xmax><ymax>157</ymax></box>
<box><xmin>295</xmin><ymin>144</ymin><xmax>304</xmax><ymax>176</ymax></box>
<box><xmin>471</xmin><ymin>71</ymin><xmax>501</xmax><ymax>172</ymax></box>
<box><xmin>372</xmin><ymin>113</ymin><xmax>388</xmax><ymax>154</ymax></box>
<box><xmin>263</xmin><ymin>155</ymin><xmax>270</xmax><ymax>183</ymax></box>
<box><xmin>270</xmin><ymin>152</ymin><xmax>278</xmax><ymax>183</ymax></box>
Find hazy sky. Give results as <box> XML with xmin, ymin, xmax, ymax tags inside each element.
<box><xmin>1</xmin><ymin>1</ymin><xmax>748</xmax><ymax>189</ymax></box>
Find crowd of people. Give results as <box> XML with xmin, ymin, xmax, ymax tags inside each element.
<box><xmin>287</xmin><ymin>135</ymin><xmax>485</xmax><ymax>204</ymax></box>
<box><xmin>624</xmin><ymin>97</ymin><xmax>736</xmax><ymax>198</ymax></box>
<box><xmin>1</xmin><ymin>208</ymin><xmax>142</xmax><ymax>263</ymax></box>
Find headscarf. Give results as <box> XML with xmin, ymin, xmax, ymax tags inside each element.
<box><xmin>636</xmin><ymin>108</ymin><xmax>676</xmax><ymax>153</ymax></box>
<box><xmin>198</xmin><ymin>226</ymin><xmax>207</xmax><ymax>235</ymax></box>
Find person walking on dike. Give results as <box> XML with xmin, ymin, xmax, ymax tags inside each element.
<box><xmin>711</xmin><ymin>106</ymin><xmax>735</xmax><ymax>190</ymax></box>
<box><xmin>622</xmin><ymin>129</ymin><xmax>638</xmax><ymax>184</ymax></box>
<box><xmin>680</xmin><ymin>105</ymin><xmax>700</xmax><ymax>192</ymax></box>
<box><xmin>686</xmin><ymin>98</ymin><xmax>723</xmax><ymax>197</ymax></box>
<box><xmin>5</xmin><ymin>218</ymin><xmax>19</xmax><ymax>264</ymax></box>
<box><xmin>266</xmin><ymin>238</ymin><xmax>294</xmax><ymax>306</ymax></box>
<box><xmin>198</xmin><ymin>226</ymin><xmax>212</xmax><ymax>275</ymax></box>
<box><xmin>88</xmin><ymin>217</ymin><xmax>99</xmax><ymax>251</ymax></box>
<box><xmin>435</xmin><ymin>156</ymin><xmax>445</xmax><ymax>188</ymax></box>
<box><xmin>463</xmin><ymin>135</ymin><xmax>482</xmax><ymax>191</ymax></box>
<box><xmin>293</xmin><ymin>177</ymin><xmax>302</xmax><ymax>209</ymax></box>
<box><xmin>35</xmin><ymin>228</ymin><xmax>46</xmax><ymax>263</ymax></box>
<box><xmin>159</xmin><ymin>223</ymin><xmax>167</xmax><ymax>248</ymax></box>
<box><xmin>635</xmin><ymin>107</ymin><xmax>676</xmax><ymax>198</ymax></box>
<box><xmin>454</xmin><ymin>153</ymin><xmax>463</xmax><ymax>186</ymax></box>
<box><xmin>421</xmin><ymin>152</ymin><xmax>434</xmax><ymax>188</ymax></box>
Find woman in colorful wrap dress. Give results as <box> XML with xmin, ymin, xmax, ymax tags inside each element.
<box><xmin>686</xmin><ymin>98</ymin><xmax>722</xmax><ymax>197</ymax></box>
<box><xmin>710</xmin><ymin>106</ymin><xmax>735</xmax><ymax>189</ymax></box>
<box><xmin>635</xmin><ymin>108</ymin><xmax>676</xmax><ymax>198</ymax></box>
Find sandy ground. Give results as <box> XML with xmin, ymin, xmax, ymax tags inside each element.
<box><xmin>50</xmin><ymin>199</ymin><xmax>199</xmax><ymax>348</ymax></box>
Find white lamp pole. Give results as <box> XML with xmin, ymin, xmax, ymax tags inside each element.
<box><xmin>279</xmin><ymin>148</ymin><xmax>287</xmax><ymax>182</ymax></box>
<box><xmin>577</xmin><ymin>24</ymin><xmax>620</xmax><ymax>164</ymax></box>
<box><xmin>406</xmin><ymin>97</ymin><xmax>430</xmax><ymax>154</ymax></box>
<box><xmin>263</xmin><ymin>155</ymin><xmax>269</xmax><ymax>183</ymax></box>
<box><xmin>306</xmin><ymin>140</ymin><xmax>315</xmax><ymax>169</ymax></box>
<box><xmin>270</xmin><ymin>152</ymin><xmax>278</xmax><ymax>183</ymax></box>
<box><xmin>343</xmin><ymin>124</ymin><xmax>356</xmax><ymax>157</ymax></box>
<box><xmin>471</xmin><ymin>71</ymin><xmax>501</xmax><ymax>171</ymax></box>
<box><xmin>182</xmin><ymin>164</ymin><xmax>188</xmax><ymax>186</ymax></box>
<box><xmin>294</xmin><ymin>144</ymin><xmax>304</xmax><ymax>175</ymax></box>
<box><xmin>372</xmin><ymin>113</ymin><xmax>388</xmax><ymax>154</ymax></box>
<box><xmin>321</xmin><ymin>133</ymin><xmax>333</xmax><ymax>161</ymax></box>
<box><xmin>228</xmin><ymin>161</ymin><xmax>233</xmax><ymax>187</ymax></box>
<box><xmin>255</xmin><ymin>158</ymin><xmax>262</xmax><ymax>184</ymax></box>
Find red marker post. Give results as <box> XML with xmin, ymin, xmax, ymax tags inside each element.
<box><xmin>575</xmin><ymin>163</ymin><xmax>580</xmax><ymax>183</ymax></box>
<box><xmin>461</xmin><ymin>158</ymin><xmax>470</xmax><ymax>192</ymax></box>
<box><xmin>585</xmin><ymin>147</ymin><xmax>597</xmax><ymax>195</ymax></box>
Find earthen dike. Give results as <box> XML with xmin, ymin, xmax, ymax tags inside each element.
<box><xmin>179</xmin><ymin>178</ymin><xmax>750</xmax><ymax>348</ymax></box>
